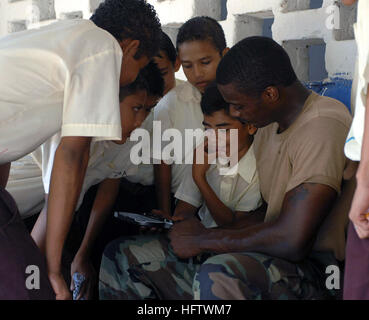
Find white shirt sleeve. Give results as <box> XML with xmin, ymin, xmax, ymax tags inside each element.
<box><xmin>61</xmin><ymin>51</ymin><xmax>122</xmax><ymax>141</ymax></box>
<box><xmin>174</xmin><ymin>165</ymin><xmax>203</xmax><ymax>208</ymax></box>
<box><xmin>34</xmin><ymin>132</ymin><xmax>62</xmax><ymax>194</ymax></box>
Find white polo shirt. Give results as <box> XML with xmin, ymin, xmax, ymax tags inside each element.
<box><xmin>33</xmin><ymin>113</ymin><xmax>154</xmax><ymax>211</ymax></box>
<box><xmin>175</xmin><ymin>145</ymin><xmax>262</xmax><ymax>228</ymax></box>
<box><xmin>6</xmin><ymin>154</ymin><xmax>44</xmax><ymax>218</ymax></box>
<box><xmin>0</xmin><ymin>19</ymin><xmax>123</xmax><ymax>164</ymax></box>
<box><xmin>153</xmin><ymin>81</ymin><xmax>204</xmax><ymax>193</ymax></box>
<box><xmin>344</xmin><ymin>1</ymin><xmax>369</xmax><ymax>161</ymax></box>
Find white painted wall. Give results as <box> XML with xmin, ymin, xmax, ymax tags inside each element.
<box><xmin>0</xmin><ymin>0</ymin><xmax>358</xmax><ymax>81</ymax></box>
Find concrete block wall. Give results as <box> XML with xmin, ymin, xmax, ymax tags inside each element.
<box><xmin>0</xmin><ymin>0</ymin><xmax>358</xmax><ymax>82</ymax></box>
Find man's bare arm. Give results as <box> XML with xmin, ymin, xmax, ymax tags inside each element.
<box><xmin>225</xmin><ymin>202</ymin><xmax>267</xmax><ymax>229</ymax></box>
<box><xmin>171</xmin><ymin>183</ymin><xmax>337</xmax><ymax>262</ymax></box>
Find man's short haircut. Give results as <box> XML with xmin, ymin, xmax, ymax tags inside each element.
<box><xmin>201</xmin><ymin>82</ymin><xmax>230</xmax><ymax>116</ymax></box>
<box><xmin>176</xmin><ymin>16</ymin><xmax>226</xmax><ymax>54</ymax></box>
<box><xmin>90</xmin><ymin>0</ymin><xmax>161</xmax><ymax>59</ymax></box>
<box><xmin>158</xmin><ymin>31</ymin><xmax>177</xmax><ymax>65</ymax></box>
<box><xmin>119</xmin><ymin>61</ymin><xmax>164</xmax><ymax>101</ymax></box>
<box><xmin>217</xmin><ymin>36</ymin><xmax>298</xmax><ymax>97</ymax></box>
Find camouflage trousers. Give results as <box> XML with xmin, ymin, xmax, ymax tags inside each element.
<box><xmin>99</xmin><ymin>234</ymin><xmax>340</xmax><ymax>300</ymax></box>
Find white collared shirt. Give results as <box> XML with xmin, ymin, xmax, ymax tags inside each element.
<box><xmin>175</xmin><ymin>145</ymin><xmax>262</xmax><ymax>228</ymax></box>
<box><xmin>344</xmin><ymin>1</ymin><xmax>369</xmax><ymax>161</ymax></box>
<box><xmin>32</xmin><ymin>115</ymin><xmax>154</xmax><ymax>210</ymax></box>
<box><xmin>153</xmin><ymin>81</ymin><xmax>204</xmax><ymax>193</ymax></box>
<box><xmin>0</xmin><ymin>19</ymin><xmax>122</xmax><ymax>164</ymax></box>
<box><xmin>6</xmin><ymin>154</ymin><xmax>44</xmax><ymax>218</ymax></box>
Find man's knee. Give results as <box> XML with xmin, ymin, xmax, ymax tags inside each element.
<box><xmin>194</xmin><ymin>253</ymin><xmax>273</xmax><ymax>300</ymax></box>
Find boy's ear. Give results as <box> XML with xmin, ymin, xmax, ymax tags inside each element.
<box><xmin>119</xmin><ymin>39</ymin><xmax>140</xmax><ymax>58</ymax></box>
<box><xmin>174</xmin><ymin>56</ymin><xmax>181</xmax><ymax>72</ymax></box>
<box><xmin>247</xmin><ymin>124</ymin><xmax>258</xmax><ymax>136</ymax></box>
<box><xmin>221</xmin><ymin>47</ymin><xmax>230</xmax><ymax>57</ymax></box>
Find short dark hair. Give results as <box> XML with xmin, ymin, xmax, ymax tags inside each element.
<box><xmin>158</xmin><ymin>31</ymin><xmax>177</xmax><ymax>65</ymax></box>
<box><xmin>217</xmin><ymin>36</ymin><xmax>297</xmax><ymax>97</ymax></box>
<box><xmin>90</xmin><ymin>0</ymin><xmax>161</xmax><ymax>59</ymax></box>
<box><xmin>201</xmin><ymin>82</ymin><xmax>229</xmax><ymax>116</ymax></box>
<box><xmin>119</xmin><ymin>61</ymin><xmax>164</xmax><ymax>101</ymax></box>
<box><xmin>176</xmin><ymin>16</ymin><xmax>226</xmax><ymax>54</ymax></box>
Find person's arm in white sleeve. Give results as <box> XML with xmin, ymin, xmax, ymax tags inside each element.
<box><xmin>46</xmin><ymin>50</ymin><xmax>122</xmax><ymax>300</ymax></box>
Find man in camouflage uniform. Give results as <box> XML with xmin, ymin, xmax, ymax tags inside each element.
<box><xmin>99</xmin><ymin>234</ymin><xmax>338</xmax><ymax>299</ymax></box>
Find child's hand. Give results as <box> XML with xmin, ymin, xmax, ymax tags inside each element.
<box><xmin>49</xmin><ymin>272</ymin><xmax>72</xmax><ymax>300</ymax></box>
<box><xmin>192</xmin><ymin>138</ymin><xmax>216</xmax><ymax>182</ymax></box>
<box><xmin>139</xmin><ymin>209</ymin><xmax>171</xmax><ymax>234</ymax></box>
<box><xmin>172</xmin><ymin>210</ymin><xmax>195</xmax><ymax>222</ymax></box>
<box><xmin>70</xmin><ymin>254</ymin><xmax>96</xmax><ymax>300</ymax></box>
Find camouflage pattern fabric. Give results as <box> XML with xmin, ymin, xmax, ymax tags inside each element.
<box><xmin>193</xmin><ymin>251</ymin><xmax>340</xmax><ymax>300</ymax></box>
<box><xmin>99</xmin><ymin>234</ymin><xmax>340</xmax><ymax>300</ymax></box>
<box><xmin>99</xmin><ymin>234</ymin><xmax>212</xmax><ymax>300</ymax></box>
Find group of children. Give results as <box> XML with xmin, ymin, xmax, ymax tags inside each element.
<box><xmin>0</xmin><ymin>0</ymin><xmax>368</xmax><ymax>300</ymax></box>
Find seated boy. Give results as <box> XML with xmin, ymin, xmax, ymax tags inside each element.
<box><xmin>31</xmin><ymin>62</ymin><xmax>164</xmax><ymax>299</ymax></box>
<box><xmin>98</xmin><ymin>84</ymin><xmax>262</xmax><ymax>300</ymax></box>
<box><xmin>153</xmin><ymin>17</ymin><xmax>229</xmax><ymax>218</ymax></box>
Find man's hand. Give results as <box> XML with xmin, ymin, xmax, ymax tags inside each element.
<box><xmin>349</xmin><ymin>183</ymin><xmax>369</xmax><ymax>238</ymax></box>
<box><xmin>169</xmin><ymin>217</ymin><xmax>208</xmax><ymax>258</ymax></box>
<box><xmin>70</xmin><ymin>254</ymin><xmax>96</xmax><ymax>300</ymax></box>
<box><xmin>49</xmin><ymin>272</ymin><xmax>72</xmax><ymax>300</ymax></box>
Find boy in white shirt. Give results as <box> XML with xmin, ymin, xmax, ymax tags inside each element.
<box><xmin>0</xmin><ymin>0</ymin><xmax>161</xmax><ymax>299</ymax></box>
<box><xmin>32</xmin><ymin>62</ymin><xmax>164</xmax><ymax>299</ymax></box>
<box><xmin>98</xmin><ymin>84</ymin><xmax>262</xmax><ymax>300</ymax></box>
<box><xmin>153</xmin><ymin>17</ymin><xmax>229</xmax><ymax>218</ymax></box>
<box><xmin>174</xmin><ymin>84</ymin><xmax>262</xmax><ymax>228</ymax></box>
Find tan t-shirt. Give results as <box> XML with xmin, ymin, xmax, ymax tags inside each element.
<box><xmin>254</xmin><ymin>92</ymin><xmax>352</xmax><ymax>261</ymax></box>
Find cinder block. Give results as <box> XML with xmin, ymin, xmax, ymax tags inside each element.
<box><xmin>326</xmin><ymin>39</ymin><xmax>357</xmax><ymax>78</ymax></box>
<box><xmin>7</xmin><ymin>19</ymin><xmax>26</xmax><ymax>33</ymax></box>
<box><xmin>220</xmin><ymin>15</ymin><xmax>265</xmax><ymax>48</ymax></box>
<box><xmin>59</xmin><ymin>11</ymin><xmax>83</xmax><ymax>20</ymax></box>
<box><xmin>147</xmin><ymin>0</ymin><xmax>222</xmax><ymax>25</ymax></box>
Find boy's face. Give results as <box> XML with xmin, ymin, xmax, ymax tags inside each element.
<box><xmin>179</xmin><ymin>40</ymin><xmax>223</xmax><ymax>93</ymax></box>
<box><xmin>202</xmin><ymin>109</ymin><xmax>256</xmax><ymax>157</ymax></box>
<box><xmin>153</xmin><ymin>50</ymin><xmax>179</xmax><ymax>95</ymax></box>
<box><xmin>119</xmin><ymin>90</ymin><xmax>152</xmax><ymax>144</ymax></box>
